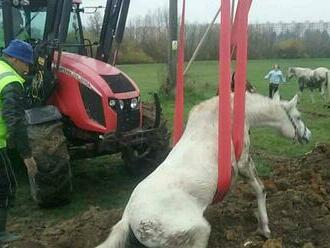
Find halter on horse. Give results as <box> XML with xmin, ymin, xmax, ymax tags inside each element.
<box><xmin>97</xmin><ymin>92</ymin><xmax>311</xmax><ymax>248</ymax></box>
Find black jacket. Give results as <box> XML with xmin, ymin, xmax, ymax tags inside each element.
<box><xmin>1</xmin><ymin>81</ymin><xmax>31</xmax><ymax>159</ymax></box>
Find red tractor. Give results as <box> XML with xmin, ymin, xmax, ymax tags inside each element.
<box><xmin>0</xmin><ymin>0</ymin><xmax>169</xmax><ymax>207</ymax></box>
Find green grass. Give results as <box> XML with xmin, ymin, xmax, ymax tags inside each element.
<box><xmin>11</xmin><ymin>59</ymin><xmax>330</xmax><ymax>223</ymax></box>
<box><xmin>119</xmin><ymin>59</ymin><xmax>330</xmax><ymax>177</ymax></box>
<box><xmin>119</xmin><ymin>58</ymin><xmax>330</xmax><ymax>158</ymax></box>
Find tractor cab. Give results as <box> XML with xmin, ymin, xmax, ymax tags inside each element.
<box><xmin>0</xmin><ymin>0</ymin><xmax>140</xmax><ymax>129</ymax></box>
<box><xmin>0</xmin><ymin>0</ymin><xmax>131</xmax><ymax>103</ymax></box>
<box><xmin>1</xmin><ymin>0</ymin><xmax>81</xmax><ymax>51</ymax></box>
<box><xmin>0</xmin><ymin>0</ymin><xmax>128</xmax><ymax>60</ymax></box>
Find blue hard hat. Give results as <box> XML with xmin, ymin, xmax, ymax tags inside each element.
<box><xmin>3</xmin><ymin>39</ymin><xmax>34</xmax><ymax>64</ymax></box>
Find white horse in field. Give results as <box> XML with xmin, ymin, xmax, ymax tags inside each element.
<box><xmin>312</xmin><ymin>67</ymin><xmax>329</xmax><ymax>101</ymax></box>
<box><xmin>287</xmin><ymin>67</ymin><xmax>315</xmax><ymax>92</ymax></box>
<box><xmin>97</xmin><ymin>92</ymin><xmax>311</xmax><ymax>248</ymax></box>
<box><xmin>288</xmin><ymin>66</ymin><xmax>327</xmax><ymax>103</ymax></box>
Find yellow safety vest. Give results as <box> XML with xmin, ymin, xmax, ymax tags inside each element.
<box><xmin>0</xmin><ymin>60</ymin><xmax>25</xmax><ymax>148</ymax></box>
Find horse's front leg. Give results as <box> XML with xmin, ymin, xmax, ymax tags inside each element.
<box><xmin>320</xmin><ymin>81</ymin><xmax>325</xmax><ymax>96</ymax></box>
<box><xmin>298</xmin><ymin>78</ymin><xmax>305</xmax><ymax>92</ymax></box>
<box><xmin>309</xmin><ymin>90</ymin><xmax>316</xmax><ymax>103</ymax></box>
<box><xmin>238</xmin><ymin>157</ymin><xmax>270</xmax><ymax>238</ymax></box>
<box><xmin>320</xmin><ymin>80</ymin><xmax>328</xmax><ymax>102</ymax></box>
<box><xmin>188</xmin><ymin>219</ymin><xmax>211</xmax><ymax>248</ymax></box>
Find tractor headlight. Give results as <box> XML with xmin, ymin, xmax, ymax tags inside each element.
<box><xmin>119</xmin><ymin>100</ymin><xmax>125</xmax><ymax>110</ymax></box>
<box><xmin>130</xmin><ymin>97</ymin><xmax>139</xmax><ymax>109</ymax></box>
<box><xmin>109</xmin><ymin>99</ymin><xmax>116</xmax><ymax>107</ymax></box>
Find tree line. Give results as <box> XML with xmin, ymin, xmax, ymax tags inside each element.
<box><xmin>85</xmin><ymin>9</ymin><xmax>330</xmax><ymax>64</ymax></box>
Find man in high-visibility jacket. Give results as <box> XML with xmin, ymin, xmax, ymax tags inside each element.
<box><xmin>0</xmin><ymin>39</ymin><xmax>37</xmax><ymax>243</ymax></box>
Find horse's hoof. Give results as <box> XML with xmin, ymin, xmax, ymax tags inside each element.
<box><xmin>256</xmin><ymin>228</ymin><xmax>271</xmax><ymax>239</ymax></box>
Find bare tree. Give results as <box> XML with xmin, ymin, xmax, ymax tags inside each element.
<box><xmin>88</xmin><ymin>10</ymin><xmax>102</xmax><ymax>39</ymax></box>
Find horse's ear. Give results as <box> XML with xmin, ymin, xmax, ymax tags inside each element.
<box><xmin>273</xmin><ymin>91</ymin><xmax>280</xmax><ymax>102</ymax></box>
<box><xmin>288</xmin><ymin>94</ymin><xmax>298</xmax><ymax>108</ymax></box>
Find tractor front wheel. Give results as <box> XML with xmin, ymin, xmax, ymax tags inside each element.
<box><xmin>121</xmin><ymin>122</ymin><xmax>169</xmax><ymax>177</ymax></box>
<box><xmin>27</xmin><ymin>121</ymin><xmax>72</xmax><ymax>208</ymax></box>
<box><xmin>121</xmin><ymin>97</ymin><xmax>170</xmax><ymax>177</ymax></box>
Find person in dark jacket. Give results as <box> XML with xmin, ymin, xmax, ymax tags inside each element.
<box><xmin>0</xmin><ymin>39</ymin><xmax>37</xmax><ymax>243</ymax></box>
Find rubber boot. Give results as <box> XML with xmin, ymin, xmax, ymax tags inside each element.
<box><xmin>0</xmin><ymin>208</ymin><xmax>21</xmax><ymax>243</ymax></box>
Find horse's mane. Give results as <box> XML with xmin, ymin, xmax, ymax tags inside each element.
<box><xmin>187</xmin><ymin>96</ymin><xmax>218</xmax><ymax>126</ymax></box>
<box><xmin>187</xmin><ymin>92</ymin><xmax>286</xmax><ymax>128</ymax></box>
<box><xmin>245</xmin><ymin>93</ymin><xmax>290</xmax><ymax>126</ymax></box>
<box><xmin>245</xmin><ymin>92</ymin><xmax>273</xmax><ymax>104</ymax></box>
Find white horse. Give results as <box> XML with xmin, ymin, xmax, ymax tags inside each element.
<box><xmin>288</xmin><ymin>67</ymin><xmax>321</xmax><ymax>103</ymax></box>
<box><xmin>97</xmin><ymin>92</ymin><xmax>311</xmax><ymax>248</ymax></box>
<box><xmin>312</xmin><ymin>67</ymin><xmax>329</xmax><ymax>101</ymax></box>
<box><xmin>287</xmin><ymin>67</ymin><xmax>315</xmax><ymax>91</ymax></box>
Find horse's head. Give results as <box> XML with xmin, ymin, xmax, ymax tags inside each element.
<box><xmin>287</xmin><ymin>67</ymin><xmax>296</xmax><ymax>81</ymax></box>
<box><xmin>273</xmin><ymin>92</ymin><xmax>311</xmax><ymax>144</ymax></box>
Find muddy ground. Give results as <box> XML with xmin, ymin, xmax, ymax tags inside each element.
<box><xmin>4</xmin><ymin>143</ymin><xmax>330</xmax><ymax>248</ymax></box>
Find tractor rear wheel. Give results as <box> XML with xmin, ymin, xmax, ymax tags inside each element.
<box><xmin>27</xmin><ymin>121</ymin><xmax>72</xmax><ymax>208</ymax></box>
<box><xmin>121</xmin><ymin>98</ymin><xmax>170</xmax><ymax>177</ymax></box>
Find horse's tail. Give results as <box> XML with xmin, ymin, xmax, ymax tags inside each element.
<box><xmin>96</xmin><ymin>213</ymin><xmax>130</xmax><ymax>248</ymax></box>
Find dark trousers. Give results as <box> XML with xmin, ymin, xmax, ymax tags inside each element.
<box><xmin>269</xmin><ymin>83</ymin><xmax>279</xmax><ymax>98</ymax></box>
<box><xmin>0</xmin><ymin>148</ymin><xmax>17</xmax><ymax>209</ymax></box>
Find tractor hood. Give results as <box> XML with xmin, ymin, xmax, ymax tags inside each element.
<box><xmin>49</xmin><ymin>51</ymin><xmax>141</xmax><ymax>133</ymax></box>
<box><xmin>55</xmin><ymin>52</ymin><xmax>140</xmax><ymax>98</ymax></box>
<box><xmin>60</xmin><ymin>52</ymin><xmax>122</xmax><ymax>76</ymax></box>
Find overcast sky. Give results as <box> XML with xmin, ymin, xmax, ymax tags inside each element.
<box><xmin>82</xmin><ymin>0</ymin><xmax>330</xmax><ymax>24</ymax></box>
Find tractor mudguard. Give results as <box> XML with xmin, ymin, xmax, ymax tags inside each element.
<box><xmin>121</xmin><ymin>94</ymin><xmax>170</xmax><ymax>176</ymax></box>
<box><xmin>25</xmin><ymin>105</ymin><xmax>62</xmax><ymax>125</ymax></box>
<box><xmin>142</xmin><ymin>93</ymin><xmax>162</xmax><ymax>129</ymax></box>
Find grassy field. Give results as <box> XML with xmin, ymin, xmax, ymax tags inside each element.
<box><xmin>11</xmin><ymin>59</ymin><xmax>330</xmax><ymax>223</ymax></box>
<box><xmin>119</xmin><ymin>58</ymin><xmax>330</xmax><ymax>157</ymax></box>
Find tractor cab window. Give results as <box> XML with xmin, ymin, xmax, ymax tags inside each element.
<box><xmin>64</xmin><ymin>4</ymin><xmax>84</xmax><ymax>54</ymax></box>
<box><xmin>12</xmin><ymin>7</ymin><xmax>28</xmax><ymax>39</ymax></box>
<box><xmin>0</xmin><ymin>6</ymin><xmax>31</xmax><ymax>48</ymax></box>
<box><xmin>10</xmin><ymin>5</ymin><xmax>46</xmax><ymax>42</ymax></box>
<box><xmin>0</xmin><ymin>2</ymin><xmax>86</xmax><ymax>54</ymax></box>
<box><xmin>27</xmin><ymin>9</ymin><xmax>46</xmax><ymax>40</ymax></box>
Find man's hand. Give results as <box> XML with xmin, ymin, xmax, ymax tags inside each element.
<box><xmin>24</xmin><ymin>157</ymin><xmax>37</xmax><ymax>177</ymax></box>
